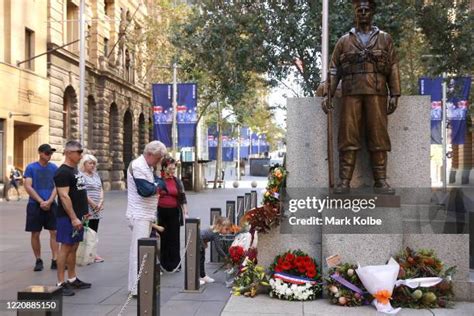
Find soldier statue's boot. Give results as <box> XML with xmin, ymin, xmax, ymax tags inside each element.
<box><xmin>334</xmin><ymin>151</ymin><xmax>356</xmax><ymax>194</ymax></box>
<box><xmin>371</xmin><ymin>151</ymin><xmax>395</xmax><ymax>195</ymax></box>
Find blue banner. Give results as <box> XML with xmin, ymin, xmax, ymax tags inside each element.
<box><xmin>447</xmin><ymin>77</ymin><xmax>471</xmax><ymax>145</ymax></box>
<box><xmin>177</xmin><ymin>83</ymin><xmax>198</xmax><ymax>147</ymax></box>
<box><xmin>419</xmin><ymin>77</ymin><xmax>471</xmax><ymax>145</ymax></box>
<box><xmin>152</xmin><ymin>84</ymin><xmax>172</xmax><ymax>147</ymax></box>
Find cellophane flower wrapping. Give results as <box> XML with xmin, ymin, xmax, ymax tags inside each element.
<box><xmin>356</xmin><ymin>258</ymin><xmax>401</xmax><ymax>314</ymax></box>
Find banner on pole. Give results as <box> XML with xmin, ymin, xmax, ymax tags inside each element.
<box><xmin>419</xmin><ymin>77</ymin><xmax>471</xmax><ymax>145</ymax></box>
<box><xmin>152</xmin><ymin>84</ymin><xmax>172</xmax><ymax>147</ymax></box>
<box><xmin>177</xmin><ymin>83</ymin><xmax>198</xmax><ymax>147</ymax></box>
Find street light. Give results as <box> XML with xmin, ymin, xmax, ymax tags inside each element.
<box><xmin>421</xmin><ymin>55</ymin><xmax>448</xmax><ymax>191</ymax></box>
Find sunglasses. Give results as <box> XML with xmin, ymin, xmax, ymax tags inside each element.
<box><xmin>68</xmin><ymin>149</ymin><xmax>84</xmax><ymax>154</ymax></box>
<box><xmin>43</xmin><ymin>152</ymin><xmax>53</xmax><ymax>156</ymax></box>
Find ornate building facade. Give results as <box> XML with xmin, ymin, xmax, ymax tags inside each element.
<box><xmin>47</xmin><ymin>0</ymin><xmax>154</xmax><ymax>190</ymax></box>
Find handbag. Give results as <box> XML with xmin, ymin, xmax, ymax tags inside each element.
<box><xmin>76</xmin><ymin>226</ymin><xmax>98</xmax><ymax>266</ymax></box>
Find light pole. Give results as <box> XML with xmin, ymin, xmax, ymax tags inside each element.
<box><xmin>172</xmin><ymin>62</ymin><xmax>178</xmax><ymax>158</ymax></box>
<box><xmin>321</xmin><ymin>0</ymin><xmax>329</xmax><ymax>82</ymax></box>
<box><xmin>441</xmin><ymin>72</ymin><xmax>448</xmax><ymax>191</ymax></box>
<box><xmin>79</xmin><ymin>0</ymin><xmax>86</xmax><ymax>145</ymax></box>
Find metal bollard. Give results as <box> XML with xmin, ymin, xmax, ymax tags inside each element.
<box><xmin>236</xmin><ymin>196</ymin><xmax>244</xmax><ymax>225</ymax></box>
<box><xmin>250</xmin><ymin>190</ymin><xmax>258</xmax><ymax>209</ymax></box>
<box><xmin>17</xmin><ymin>285</ymin><xmax>62</xmax><ymax>316</ymax></box>
<box><xmin>244</xmin><ymin>193</ymin><xmax>251</xmax><ymax>212</ymax></box>
<box><xmin>226</xmin><ymin>200</ymin><xmax>236</xmax><ymax>224</ymax></box>
<box><xmin>184</xmin><ymin>218</ymin><xmax>202</xmax><ymax>292</ymax></box>
<box><xmin>209</xmin><ymin>208</ymin><xmax>222</xmax><ymax>263</ymax></box>
<box><xmin>138</xmin><ymin>238</ymin><xmax>160</xmax><ymax>316</ymax></box>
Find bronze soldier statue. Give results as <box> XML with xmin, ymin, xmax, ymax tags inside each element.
<box><xmin>323</xmin><ymin>0</ymin><xmax>401</xmax><ymax>194</ymax></box>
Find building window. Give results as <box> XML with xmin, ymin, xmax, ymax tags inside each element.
<box><xmin>104</xmin><ymin>37</ymin><xmax>109</xmax><ymax>56</ymax></box>
<box><xmin>24</xmin><ymin>28</ymin><xmax>35</xmax><ymax>70</ymax></box>
<box><xmin>66</xmin><ymin>1</ymin><xmax>79</xmax><ymax>52</ymax></box>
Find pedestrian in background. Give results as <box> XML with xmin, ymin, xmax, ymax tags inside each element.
<box><xmin>24</xmin><ymin>144</ymin><xmax>59</xmax><ymax>272</ymax></box>
<box><xmin>79</xmin><ymin>154</ymin><xmax>105</xmax><ymax>263</ymax></box>
<box><xmin>126</xmin><ymin>140</ymin><xmax>167</xmax><ymax>297</ymax></box>
<box><xmin>9</xmin><ymin>166</ymin><xmax>23</xmax><ymax>200</ymax></box>
<box><xmin>54</xmin><ymin>140</ymin><xmax>91</xmax><ymax>296</ymax></box>
<box><xmin>158</xmin><ymin>156</ymin><xmax>189</xmax><ymax>272</ymax></box>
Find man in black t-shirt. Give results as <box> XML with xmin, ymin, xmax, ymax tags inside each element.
<box><xmin>53</xmin><ymin>140</ymin><xmax>91</xmax><ymax>296</ymax></box>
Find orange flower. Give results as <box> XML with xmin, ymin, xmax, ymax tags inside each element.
<box><xmin>374</xmin><ymin>290</ymin><xmax>392</xmax><ymax>305</ymax></box>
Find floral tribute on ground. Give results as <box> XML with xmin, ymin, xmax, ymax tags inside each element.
<box><xmin>392</xmin><ymin>248</ymin><xmax>456</xmax><ymax>309</ymax></box>
<box><xmin>241</xmin><ymin>166</ymin><xmax>287</xmax><ymax>233</ymax></box>
<box><xmin>325</xmin><ymin>263</ymin><xmax>371</xmax><ymax>306</ymax></box>
<box><xmin>268</xmin><ymin>249</ymin><xmax>323</xmax><ymax>301</ymax></box>
<box><xmin>224</xmin><ymin>230</ymin><xmax>259</xmax><ymax>288</ymax></box>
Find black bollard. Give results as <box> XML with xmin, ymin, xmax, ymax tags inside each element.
<box><xmin>226</xmin><ymin>200</ymin><xmax>236</xmax><ymax>224</ymax></box>
<box><xmin>244</xmin><ymin>193</ymin><xmax>251</xmax><ymax>212</ymax></box>
<box><xmin>17</xmin><ymin>285</ymin><xmax>62</xmax><ymax>316</ymax></box>
<box><xmin>250</xmin><ymin>190</ymin><xmax>258</xmax><ymax>209</ymax></box>
<box><xmin>209</xmin><ymin>208</ymin><xmax>221</xmax><ymax>263</ymax></box>
<box><xmin>236</xmin><ymin>196</ymin><xmax>244</xmax><ymax>224</ymax></box>
<box><xmin>184</xmin><ymin>218</ymin><xmax>202</xmax><ymax>292</ymax></box>
<box><xmin>137</xmin><ymin>238</ymin><xmax>160</xmax><ymax>316</ymax></box>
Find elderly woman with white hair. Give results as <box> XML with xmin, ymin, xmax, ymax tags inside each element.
<box><xmin>79</xmin><ymin>153</ymin><xmax>105</xmax><ymax>263</ymax></box>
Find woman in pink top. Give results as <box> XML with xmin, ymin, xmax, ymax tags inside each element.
<box><xmin>157</xmin><ymin>157</ymin><xmax>188</xmax><ymax>272</ymax></box>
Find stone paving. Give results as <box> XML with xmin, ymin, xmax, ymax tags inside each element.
<box><xmin>0</xmin><ymin>184</ymin><xmax>265</xmax><ymax>316</ymax></box>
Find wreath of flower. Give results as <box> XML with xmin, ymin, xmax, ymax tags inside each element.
<box><xmin>392</xmin><ymin>247</ymin><xmax>456</xmax><ymax>309</ymax></box>
<box><xmin>241</xmin><ymin>166</ymin><xmax>287</xmax><ymax>233</ymax></box>
<box><xmin>268</xmin><ymin>249</ymin><xmax>322</xmax><ymax>301</ymax></box>
<box><xmin>325</xmin><ymin>263</ymin><xmax>371</xmax><ymax>306</ymax></box>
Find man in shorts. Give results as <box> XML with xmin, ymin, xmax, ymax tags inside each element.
<box><xmin>24</xmin><ymin>144</ymin><xmax>59</xmax><ymax>271</ymax></box>
<box><xmin>54</xmin><ymin>140</ymin><xmax>91</xmax><ymax>296</ymax></box>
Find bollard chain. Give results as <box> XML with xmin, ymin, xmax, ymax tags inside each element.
<box><xmin>117</xmin><ymin>252</ymin><xmax>149</xmax><ymax>316</ymax></box>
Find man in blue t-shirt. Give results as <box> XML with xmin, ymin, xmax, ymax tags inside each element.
<box><xmin>24</xmin><ymin>144</ymin><xmax>59</xmax><ymax>272</ymax></box>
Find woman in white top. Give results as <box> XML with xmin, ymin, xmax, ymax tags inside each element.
<box><xmin>79</xmin><ymin>154</ymin><xmax>104</xmax><ymax>263</ymax></box>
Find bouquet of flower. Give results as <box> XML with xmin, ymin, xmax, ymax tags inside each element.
<box><xmin>268</xmin><ymin>250</ymin><xmax>322</xmax><ymax>301</ymax></box>
<box><xmin>325</xmin><ymin>263</ymin><xmax>371</xmax><ymax>306</ymax></box>
<box><xmin>232</xmin><ymin>261</ymin><xmax>269</xmax><ymax>297</ymax></box>
<box><xmin>223</xmin><ymin>231</ymin><xmax>259</xmax><ymax>287</ymax></box>
<box><xmin>356</xmin><ymin>258</ymin><xmax>402</xmax><ymax>314</ymax></box>
<box><xmin>263</xmin><ymin>166</ymin><xmax>287</xmax><ymax>206</ymax></box>
<box><xmin>392</xmin><ymin>248</ymin><xmax>456</xmax><ymax>308</ymax></box>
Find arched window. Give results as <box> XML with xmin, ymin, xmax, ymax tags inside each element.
<box><xmin>138</xmin><ymin>113</ymin><xmax>145</xmax><ymax>153</ymax></box>
<box><xmin>109</xmin><ymin>103</ymin><xmax>119</xmax><ymax>154</ymax></box>
<box><xmin>123</xmin><ymin>110</ymin><xmax>133</xmax><ymax>177</ymax></box>
<box><xmin>63</xmin><ymin>86</ymin><xmax>76</xmax><ymax>140</ymax></box>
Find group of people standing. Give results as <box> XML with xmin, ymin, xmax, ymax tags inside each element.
<box><xmin>23</xmin><ymin>141</ymin><xmax>104</xmax><ymax>296</ymax></box>
<box><xmin>23</xmin><ymin>138</ymin><xmax>223</xmax><ymax>298</ymax></box>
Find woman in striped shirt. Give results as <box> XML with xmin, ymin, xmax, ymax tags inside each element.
<box><xmin>79</xmin><ymin>154</ymin><xmax>105</xmax><ymax>263</ymax></box>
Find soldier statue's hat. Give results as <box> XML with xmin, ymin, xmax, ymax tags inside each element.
<box><xmin>352</xmin><ymin>0</ymin><xmax>376</xmax><ymax>9</ymax></box>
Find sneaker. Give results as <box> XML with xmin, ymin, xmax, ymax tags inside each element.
<box><xmin>94</xmin><ymin>256</ymin><xmax>104</xmax><ymax>263</ymax></box>
<box><xmin>201</xmin><ymin>276</ymin><xmax>215</xmax><ymax>283</ymax></box>
<box><xmin>58</xmin><ymin>282</ymin><xmax>75</xmax><ymax>296</ymax></box>
<box><xmin>68</xmin><ymin>278</ymin><xmax>91</xmax><ymax>289</ymax></box>
<box><xmin>34</xmin><ymin>258</ymin><xmax>43</xmax><ymax>272</ymax></box>
<box><xmin>51</xmin><ymin>259</ymin><xmax>57</xmax><ymax>270</ymax></box>
<box><xmin>199</xmin><ymin>279</ymin><xmax>205</xmax><ymax>286</ymax></box>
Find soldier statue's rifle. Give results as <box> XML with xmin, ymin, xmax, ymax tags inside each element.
<box><xmin>326</xmin><ymin>72</ymin><xmax>335</xmax><ymax>190</ymax></box>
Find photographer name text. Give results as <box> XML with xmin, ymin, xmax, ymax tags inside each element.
<box><xmin>289</xmin><ymin>216</ymin><xmax>382</xmax><ymax>226</ymax></box>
